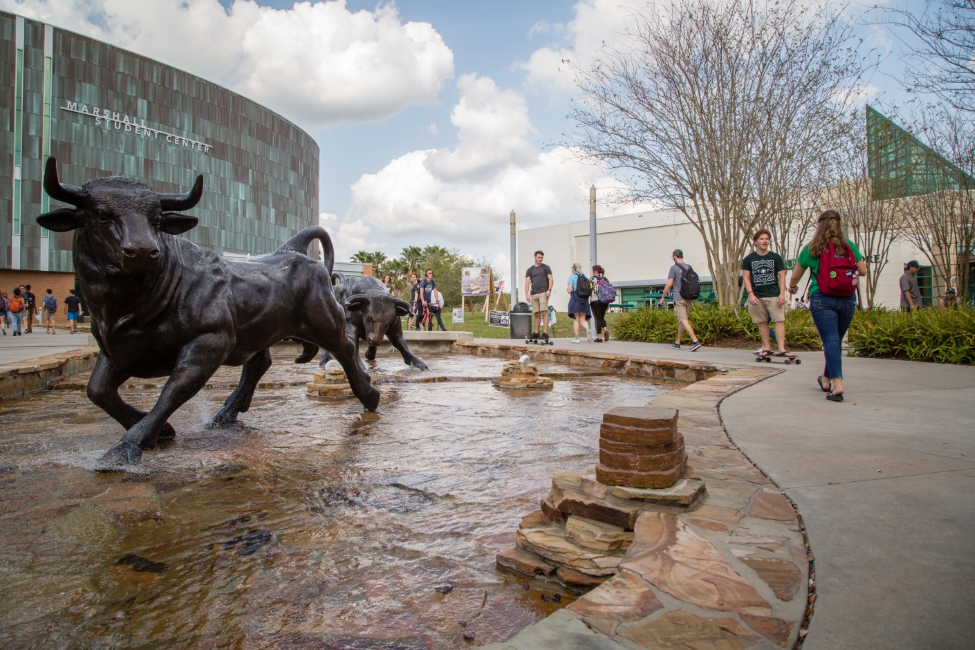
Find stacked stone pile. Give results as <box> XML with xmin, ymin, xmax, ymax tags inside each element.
<box><xmin>497</xmin><ymin>407</ymin><xmax>705</xmax><ymax>591</ymax></box>
<box><xmin>305</xmin><ymin>361</ymin><xmax>354</xmax><ymax>399</ymax></box>
<box><xmin>496</xmin><ymin>360</ymin><xmax>553</xmax><ymax>390</ymax></box>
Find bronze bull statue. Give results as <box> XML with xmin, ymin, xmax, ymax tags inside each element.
<box><xmin>38</xmin><ymin>157</ymin><xmax>379</xmax><ymax>470</ymax></box>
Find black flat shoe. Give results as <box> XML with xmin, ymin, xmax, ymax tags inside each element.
<box><xmin>817</xmin><ymin>376</ymin><xmax>831</xmax><ymax>393</ymax></box>
<box><xmin>826</xmin><ymin>392</ymin><xmax>844</xmax><ymax>402</ymax></box>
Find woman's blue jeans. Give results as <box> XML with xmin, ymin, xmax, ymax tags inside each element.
<box><xmin>809</xmin><ymin>290</ymin><xmax>856</xmax><ymax>380</ymax></box>
<box><xmin>11</xmin><ymin>312</ymin><xmax>22</xmax><ymax>335</ymax></box>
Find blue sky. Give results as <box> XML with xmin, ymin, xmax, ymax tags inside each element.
<box><xmin>2</xmin><ymin>0</ymin><xmax>934</xmax><ymax>270</ymax></box>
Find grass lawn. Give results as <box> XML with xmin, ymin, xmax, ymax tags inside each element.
<box><xmin>404</xmin><ymin>310</ymin><xmax>622</xmax><ymax>340</ymax></box>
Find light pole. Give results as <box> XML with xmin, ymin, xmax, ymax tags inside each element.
<box><xmin>589</xmin><ymin>185</ymin><xmax>597</xmax><ymax>271</ymax></box>
<box><xmin>510</xmin><ymin>209</ymin><xmax>517</xmax><ymax>308</ymax></box>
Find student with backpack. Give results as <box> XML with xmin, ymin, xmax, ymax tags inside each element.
<box><xmin>659</xmin><ymin>249</ymin><xmax>702</xmax><ymax>351</ymax></box>
<box><xmin>590</xmin><ymin>265</ymin><xmax>615</xmax><ymax>342</ymax></box>
<box><xmin>42</xmin><ymin>289</ymin><xmax>58</xmax><ymax>334</ymax></box>
<box><xmin>566</xmin><ymin>262</ymin><xmax>592</xmax><ymax>343</ymax></box>
<box><xmin>8</xmin><ymin>288</ymin><xmax>26</xmax><ymax>336</ymax></box>
<box><xmin>788</xmin><ymin>210</ymin><xmax>866</xmax><ymax>403</ymax></box>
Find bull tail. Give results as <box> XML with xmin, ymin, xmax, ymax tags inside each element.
<box><xmin>331</xmin><ymin>271</ymin><xmax>347</xmax><ymax>288</ymax></box>
<box><xmin>294</xmin><ymin>340</ymin><xmax>319</xmax><ymax>364</ymax></box>
<box><xmin>276</xmin><ymin>226</ymin><xmax>335</xmax><ymax>274</ymax></box>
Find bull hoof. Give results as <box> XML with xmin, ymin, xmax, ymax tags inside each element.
<box><xmin>157</xmin><ymin>423</ymin><xmax>176</xmax><ymax>442</ymax></box>
<box><xmin>361</xmin><ymin>387</ymin><xmax>381</xmax><ymax>412</ymax></box>
<box><xmin>208</xmin><ymin>409</ymin><xmax>238</xmax><ymax>428</ymax></box>
<box><xmin>95</xmin><ymin>441</ymin><xmax>143</xmax><ymax>472</ymax></box>
<box><xmin>410</xmin><ymin>359</ymin><xmax>429</xmax><ymax>371</ymax></box>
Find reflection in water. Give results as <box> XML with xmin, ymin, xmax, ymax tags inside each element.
<box><xmin>0</xmin><ymin>355</ymin><xmax>664</xmax><ymax>648</ymax></box>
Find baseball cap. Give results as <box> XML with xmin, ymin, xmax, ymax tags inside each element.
<box><xmin>907</xmin><ymin>260</ymin><xmax>920</xmax><ymax>269</ymax></box>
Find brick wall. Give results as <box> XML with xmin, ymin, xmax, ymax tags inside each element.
<box><xmin>0</xmin><ymin>270</ymin><xmax>77</xmax><ymax>312</ymax></box>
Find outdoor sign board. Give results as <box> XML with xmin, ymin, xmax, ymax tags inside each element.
<box><xmin>462</xmin><ymin>267</ymin><xmax>490</xmax><ymax>296</ymax></box>
<box><xmin>452</xmin><ymin>308</ymin><xmax>465</xmax><ymax>324</ymax></box>
<box><xmin>489</xmin><ymin>310</ymin><xmax>510</xmax><ymax>328</ymax></box>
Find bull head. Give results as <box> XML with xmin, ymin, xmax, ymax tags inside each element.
<box><xmin>346</xmin><ymin>294</ymin><xmax>413</xmax><ymax>347</ymax></box>
<box><xmin>37</xmin><ymin>157</ymin><xmax>203</xmax><ymax>274</ymax></box>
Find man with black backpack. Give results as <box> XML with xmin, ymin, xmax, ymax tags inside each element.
<box><xmin>659</xmin><ymin>249</ymin><xmax>702</xmax><ymax>351</ymax></box>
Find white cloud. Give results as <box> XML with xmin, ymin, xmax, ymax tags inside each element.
<box><xmin>426</xmin><ymin>122</ymin><xmax>438</xmax><ymax>134</ymax></box>
<box><xmin>343</xmin><ymin>73</ymin><xmax>627</xmax><ymax>257</ymax></box>
<box><xmin>3</xmin><ymin>0</ymin><xmax>455</xmax><ymax>128</ymax></box>
<box><xmin>319</xmin><ymin>211</ymin><xmax>383</xmax><ymax>261</ymax></box>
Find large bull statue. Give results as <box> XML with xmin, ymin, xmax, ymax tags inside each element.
<box><xmin>37</xmin><ymin>158</ymin><xmax>379</xmax><ymax>470</ymax></box>
<box><xmin>320</xmin><ymin>273</ymin><xmax>429</xmax><ymax>370</ymax></box>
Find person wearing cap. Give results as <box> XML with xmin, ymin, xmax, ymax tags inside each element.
<box><xmin>900</xmin><ymin>261</ymin><xmax>923</xmax><ymax>311</ymax></box>
<box><xmin>938</xmin><ymin>287</ymin><xmax>962</xmax><ymax>309</ymax></box>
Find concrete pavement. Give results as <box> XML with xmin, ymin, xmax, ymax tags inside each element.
<box><xmin>0</xmin><ymin>329</ymin><xmax>94</xmax><ymax>366</ymax></box>
<box><xmin>479</xmin><ymin>337</ymin><xmax>975</xmax><ymax>649</ymax></box>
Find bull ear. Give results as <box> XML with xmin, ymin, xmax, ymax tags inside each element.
<box><xmin>37</xmin><ymin>208</ymin><xmax>84</xmax><ymax>232</ymax></box>
<box><xmin>345</xmin><ymin>294</ymin><xmax>369</xmax><ymax>312</ymax></box>
<box><xmin>158</xmin><ymin>212</ymin><xmax>199</xmax><ymax>235</ymax></box>
<box><xmin>393</xmin><ymin>298</ymin><xmax>413</xmax><ymax>317</ymax></box>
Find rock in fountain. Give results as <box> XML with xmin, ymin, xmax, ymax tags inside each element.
<box><xmin>306</xmin><ymin>360</ymin><xmax>355</xmax><ymax>399</ymax></box>
<box><xmin>496</xmin><ymin>359</ymin><xmax>553</xmax><ymax>390</ymax></box>
<box><xmin>497</xmin><ymin>407</ymin><xmax>706</xmax><ymax>591</ymax></box>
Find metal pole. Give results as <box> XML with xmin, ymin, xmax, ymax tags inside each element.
<box><xmin>510</xmin><ymin>210</ymin><xmax>517</xmax><ymax>307</ymax></box>
<box><xmin>589</xmin><ymin>185</ymin><xmax>597</xmax><ymax>271</ymax></box>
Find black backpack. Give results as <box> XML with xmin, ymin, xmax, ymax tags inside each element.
<box><xmin>574</xmin><ymin>273</ymin><xmax>593</xmax><ymax>299</ymax></box>
<box><xmin>679</xmin><ymin>264</ymin><xmax>700</xmax><ymax>300</ymax></box>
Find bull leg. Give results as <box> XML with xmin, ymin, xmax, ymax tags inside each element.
<box><xmin>386</xmin><ymin>320</ymin><xmax>428</xmax><ymax>370</ymax></box>
<box><xmin>364</xmin><ymin>345</ymin><xmax>378</xmax><ymax>361</ymax></box>
<box><xmin>320</xmin><ymin>333</ymin><xmax>380</xmax><ymax>411</ymax></box>
<box><xmin>87</xmin><ymin>353</ymin><xmax>177</xmax><ymax>443</ymax></box>
<box><xmin>97</xmin><ymin>334</ymin><xmax>233</xmax><ymax>470</ymax></box>
<box><xmin>210</xmin><ymin>349</ymin><xmax>272</xmax><ymax>427</ymax></box>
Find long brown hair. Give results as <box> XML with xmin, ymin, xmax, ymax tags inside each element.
<box><xmin>808</xmin><ymin>210</ymin><xmax>848</xmax><ymax>258</ymax></box>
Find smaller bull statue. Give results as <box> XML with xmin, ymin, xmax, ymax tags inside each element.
<box><xmin>38</xmin><ymin>158</ymin><xmax>380</xmax><ymax>470</ymax></box>
<box><xmin>321</xmin><ymin>274</ymin><xmax>429</xmax><ymax>371</ymax></box>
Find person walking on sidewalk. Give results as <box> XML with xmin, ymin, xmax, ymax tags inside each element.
<box><xmin>900</xmin><ymin>261</ymin><xmax>923</xmax><ymax>312</ymax></box>
<box><xmin>8</xmin><ymin>288</ymin><xmax>25</xmax><ymax>336</ymax></box>
<box><xmin>524</xmin><ymin>251</ymin><xmax>554</xmax><ymax>341</ymax></box>
<box><xmin>788</xmin><ymin>210</ymin><xmax>866</xmax><ymax>403</ymax></box>
<box><xmin>742</xmin><ymin>229</ymin><xmax>793</xmax><ymax>359</ymax></box>
<box><xmin>566</xmin><ymin>263</ymin><xmax>592</xmax><ymax>343</ymax></box>
<box><xmin>590</xmin><ymin>265</ymin><xmax>612</xmax><ymax>342</ymax></box>
<box><xmin>0</xmin><ymin>292</ymin><xmax>8</xmax><ymax>335</ymax></box>
<box><xmin>65</xmin><ymin>289</ymin><xmax>82</xmax><ymax>334</ymax></box>
<box><xmin>42</xmin><ymin>289</ymin><xmax>58</xmax><ymax>334</ymax></box>
<box><xmin>426</xmin><ymin>287</ymin><xmax>447</xmax><ymax>331</ymax></box>
<box><xmin>418</xmin><ymin>269</ymin><xmax>438</xmax><ymax>331</ymax></box>
<box><xmin>21</xmin><ymin>285</ymin><xmax>36</xmax><ymax>333</ymax></box>
<box><xmin>407</xmin><ymin>273</ymin><xmax>421</xmax><ymax>330</ymax></box>
<box><xmin>660</xmin><ymin>250</ymin><xmax>702</xmax><ymax>351</ymax></box>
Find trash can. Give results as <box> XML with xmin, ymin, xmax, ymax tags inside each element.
<box><xmin>510</xmin><ymin>301</ymin><xmax>532</xmax><ymax>339</ymax></box>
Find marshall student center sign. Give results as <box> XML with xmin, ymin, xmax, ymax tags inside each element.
<box><xmin>62</xmin><ymin>102</ymin><xmax>213</xmax><ymax>154</ymax></box>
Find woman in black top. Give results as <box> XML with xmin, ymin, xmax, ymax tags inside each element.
<box><xmin>590</xmin><ymin>265</ymin><xmax>610</xmax><ymax>342</ymax></box>
<box><xmin>407</xmin><ymin>273</ymin><xmax>421</xmax><ymax>330</ymax></box>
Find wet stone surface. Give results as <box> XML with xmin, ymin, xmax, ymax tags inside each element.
<box><xmin>0</xmin><ymin>354</ymin><xmax>665</xmax><ymax>648</ymax></box>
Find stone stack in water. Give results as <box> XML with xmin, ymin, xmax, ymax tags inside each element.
<box><xmin>496</xmin><ymin>407</ymin><xmax>705</xmax><ymax>591</ymax></box>
<box><xmin>496</xmin><ymin>360</ymin><xmax>553</xmax><ymax>390</ymax></box>
<box><xmin>595</xmin><ymin>407</ymin><xmax>686</xmax><ymax>489</ymax></box>
<box><xmin>305</xmin><ymin>361</ymin><xmax>354</xmax><ymax>399</ymax></box>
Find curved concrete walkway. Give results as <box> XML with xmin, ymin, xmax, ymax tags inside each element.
<box><xmin>479</xmin><ymin>338</ymin><xmax>974</xmax><ymax>649</ymax></box>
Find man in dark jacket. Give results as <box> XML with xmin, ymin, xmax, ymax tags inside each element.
<box><xmin>21</xmin><ymin>285</ymin><xmax>36</xmax><ymax>333</ymax></box>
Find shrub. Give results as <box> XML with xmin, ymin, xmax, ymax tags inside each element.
<box><xmin>614</xmin><ymin>303</ymin><xmax>821</xmax><ymax>348</ymax></box>
<box><xmin>848</xmin><ymin>307</ymin><xmax>975</xmax><ymax>365</ymax></box>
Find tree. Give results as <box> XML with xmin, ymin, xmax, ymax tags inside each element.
<box><xmin>879</xmin><ymin>0</ymin><xmax>975</xmax><ymax>113</ymax></box>
<box><xmin>900</xmin><ymin>105</ymin><xmax>975</xmax><ymax>299</ymax></box>
<box><xmin>823</xmin><ymin>112</ymin><xmax>903</xmax><ymax>309</ymax></box>
<box><xmin>350</xmin><ymin>251</ymin><xmax>388</xmax><ymax>268</ymax></box>
<box><xmin>567</xmin><ymin>0</ymin><xmax>865</xmax><ymax>306</ymax></box>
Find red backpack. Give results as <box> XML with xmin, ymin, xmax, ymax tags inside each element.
<box><xmin>816</xmin><ymin>242</ymin><xmax>858</xmax><ymax>297</ymax></box>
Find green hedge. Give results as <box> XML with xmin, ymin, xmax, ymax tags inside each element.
<box><xmin>847</xmin><ymin>308</ymin><xmax>975</xmax><ymax>365</ymax></box>
<box><xmin>613</xmin><ymin>303</ymin><xmax>821</xmax><ymax>348</ymax></box>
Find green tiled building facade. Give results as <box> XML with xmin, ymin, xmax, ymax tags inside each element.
<box><xmin>1</xmin><ymin>11</ymin><xmax>319</xmax><ymax>278</ymax></box>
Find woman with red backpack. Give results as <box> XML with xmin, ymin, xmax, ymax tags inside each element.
<box><xmin>788</xmin><ymin>210</ymin><xmax>866</xmax><ymax>402</ymax></box>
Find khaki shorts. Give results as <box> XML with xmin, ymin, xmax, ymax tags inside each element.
<box><xmin>530</xmin><ymin>292</ymin><xmax>549</xmax><ymax>314</ymax></box>
<box><xmin>748</xmin><ymin>296</ymin><xmax>786</xmax><ymax>323</ymax></box>
<box><xmin>674</xmin><ymin>299</ymin><xmax>693</xmax><ymax>323</ymax></box>
<box><xmin>44</xmin><ymin>309</ymin><xmax>56</xmax><ymax>321</ymax></box>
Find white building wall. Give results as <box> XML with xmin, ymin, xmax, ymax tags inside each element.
<box><xmin>519</xmin><ymin>209</ymin><xmax>934</xmax><ymax>311</ymax></box>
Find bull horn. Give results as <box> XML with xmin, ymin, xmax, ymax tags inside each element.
<box><xmin>158</xmin><ymin>174</ymin><xmax>204</xmax><ymax>212</ymax></box>
<box><xmin>345</xmin><ymin>294</ymin><xmax>369</xmax><ymax>309</ymax></box>
<box><xmin>43</xmin><ymin>157</ymin><xmax>84</xmax><ymax>207</ymax></box>
<box><xmin>393</xmin><ymin>298</ymin><xmax>414</xmax><ymax>316</ymax></box>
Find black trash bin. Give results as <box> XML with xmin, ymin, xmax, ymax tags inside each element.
<box><xmin>510</xmin><ymin>301</ymin><xmax>532</xmax><ymax>339</ymax></box>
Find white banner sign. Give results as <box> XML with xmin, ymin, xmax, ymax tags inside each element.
<box><xmin>452</xmin><ymin>308</ymin><xmax>465</xmax><ymax>324</ymax></box>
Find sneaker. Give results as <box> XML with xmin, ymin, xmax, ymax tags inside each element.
<box><xmin>671</xmin><ymin>343</ymin><xmax>681</xmax><ymax>350</ymax></box>
<box><xmin>541</xmin><ymin>332</ymin><xmax>549</xmax><ymax>341</ymax></box>
<box><xmin>690</xmin><ymin>341</ymin><xmax>702</xmax><ymax>352</ymax></box>
<box><xmin>586</xmin><ymin>328</ymin><xmax>592</xmax><ymax>343</ymax></box>
<box><xmin>594</xmin><ymin>338</ymin><xmax>603</xmax><ymax>343</ymax></box>
<box><xmin>572</xmin><ymin>338</ymin><xmax>580</xmax><ymax>343</ymax></box>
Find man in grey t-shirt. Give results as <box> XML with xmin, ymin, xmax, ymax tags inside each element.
<box><xmin>900</xmin><ymin>260</ymin><xmax>923</xmax><ymax>311</ymax></box>
<box><xmin>659</xmin><ymin>249</ymin><xmax>702</xmax><ymax>351</ymax></box>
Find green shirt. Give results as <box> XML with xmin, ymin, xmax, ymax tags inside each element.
<box><xmin>796</xmin><ymin>240</ymin><xmax>863</xmax><ymax>297</ymax></box>
<box><xmin>741</xmin><ymin>250</ymin><xmax>786</xmax><ymax>298</ymax></box>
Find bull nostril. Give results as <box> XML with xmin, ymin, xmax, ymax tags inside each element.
<box><xmin>122</xmin><ymin>246</ymin><xmax>138</xmax><ymax>258</ymax></box>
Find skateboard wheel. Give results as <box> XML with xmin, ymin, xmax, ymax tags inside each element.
<box><xmin>795</xmin><ymin>358</ymin><xmax>801</xmax><ymax>364</ymax></box>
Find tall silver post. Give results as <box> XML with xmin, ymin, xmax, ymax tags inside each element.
<box><xmin>510</xmin><ymin>210</ymin><xmax>517</xmax><ymax>307</ymax></box>
<box><xmin>589</xmin><ymin>185</ymin><xmax>597</xmax><ymax>271</ymax></box>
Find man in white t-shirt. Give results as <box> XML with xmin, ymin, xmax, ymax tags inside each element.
<box><xmin>426</xmin><ymin>287</ymin><xmax>446</xmax><ymax>331</ymax></box>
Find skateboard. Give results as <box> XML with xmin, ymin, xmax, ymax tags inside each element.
<box><xmin>525</xmin><ymin>335</ymin><xmax>555</xmax><ymax>345</ymax></box>
<box><xmin>754</xmin><ymin>351</ymin><xmax>801</xmax><ymax>365</ymax></box>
